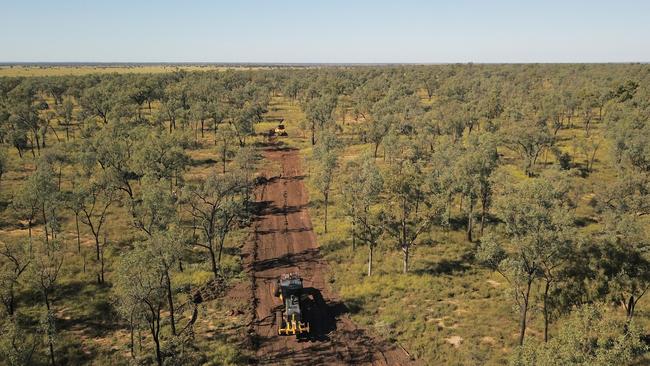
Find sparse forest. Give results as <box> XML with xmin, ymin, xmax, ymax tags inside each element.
<box><xmin>1</xmin><ymin>64</ymin><xmax>650</xmax><ymax>365</ymax></box>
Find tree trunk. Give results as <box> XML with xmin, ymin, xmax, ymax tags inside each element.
<box><xmin>480</xmin><ymin>196</ymin><xmax>487</xmax><ymax>236</ymax></box>
<box><xmin>34</xmin><ymin>132</ymin><xmax>41</xmax><ymax>152</ymax></box>
<box><xmin>518</xmin><ymin>280</ymin><xmax>533</xmax><ymax>346</ymax></box>
<box><xmin>403</xmin><ymin>245</ymin><xmax>409</xmax><ymax>274</ymax></box>
<box><xmin>5</xmin><ymin>288</ymin><xmax>15</xmax><ymax>316</ymax></box>
<box><xmin>222</xmin><ymin>147</ymin><xmax>227</xmax><ymax>174</ymax></box>
<box><xmin>28</xmin><ymin>219</ymin><xmax>33</xmax><ymax>253</ymax></box>
<box><xmin>324</xmin><ymin>193</ymin><xmax>329</xmax><ymax>233</ymax></box>
<box><xmin>94</xmin><ymin>234</ymin><xmax>102</xmax><ymax>284</ymax></box>
<box><xmin>99</xmin><ymin>242</ymin><xmax>105</xmax><ymax>284</ymax></box>
<box><xmin>75</xmin><ymin>213</ymin><xmax>81</xmax><ymax>254</ymax></box>
<box><xmin>543</xmin><ymin>279</ymin><xmax>550</xmax><ymax>342</ymax></box>
<box><xmin>153</xmin><ymin>319</ymin><xmax>162</xmax><ymax>366</ymax></box>
<box><xmin>129</xmin><ymin>313</ymin><xmax>135</xmax><ymax>359</ymax></box>
<box><xmin>466</xmin><ymin>197</ymin><xmax>473</xmax><ymax>242</ymax></box>
<box><xmin>627</xmin><ymin>295</ymin><xmax>635</xmax><ymax>319</ymax></box>
<box><xmin>208</xmin><ymin>244</ymin><xmax>218</xmax><ymax>278</ymax></box>
<box><xmin>42</xmin><ymin>203</ymin><xmax>49</xmax><ymax>246</ymax></box>
<box><xmin>217</xmin><ymin>234</ymin><xmax>226</xmax><ymax>266</ymax></box>
<box><xmin>368</xmin><ymin>245</ymin><xmax>374</xmax><ymax>276</ymax></box>
<box><xmin>165</xmin><ymin>271</ymin><xmax>176</xmax><ymax>336</ymax></box>
<box><xmin>351</xmin><ymin>219</ymin><xmax>356</xmax><ymax>251</ymax></box>
<box><xmin>49</xmin><ymin>340</ymin><xmax>56</xmax><ymax>366</ymax></box>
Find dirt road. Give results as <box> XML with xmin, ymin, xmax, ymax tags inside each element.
<box><xmin>246</xmin><ymin>144</ymin><xmax>414</xmax><ymax>365</ymax></box>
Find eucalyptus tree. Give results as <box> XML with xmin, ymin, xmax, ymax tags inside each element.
<box><xmin>132</xmin><ymin>175</ymin><xmax>178</xmax><ymax>236</ymax></box>
<box><xmin>429</xmin><ymin>136</ymin><xmax>463</xmax><ymax>231</ymax></box>
<box><xmin>310</xmin><ymin>130</ymin><xmax>340</xmax><ymax>233</ymax></box>
<box><xmin>421</xmin><ymin>69</ymin><xmax>440</xmax><ymax>100</ymax></box>
<box><xmin>79</xmin><ymin>81</ymin><xmax>115</xmax><ymax>124</ymax></box>
<box><xmin>133</xmin><ymin>129</ymin><xmax>190</xmax><ymax>191</ymax></box>
<box><xmin>341</xmin><ymin>153</ymin><xmax>384</xmax><ymax>275</ymax></box>
<box><xmin>55</xmin><ymin>97</ymin><xmax>75</xmax><ymax>141</ymax></box>
<box><xmin>41</xmin><ymin>77</ymin><xmax>67</xmax><ymax>106</ymax></box>
<box><xmin>382</xmin><ymin>156</ymin><xmax>445</xmax><ymax>273</ymax></box>
<box><xmin>232</xmin><ymin>145</ymin><xmax>258</xmax><ymax>202</ymax></box>
<box><xmin>302</xmin><ymin>93</ymin><xmax>338</xmax><ymax>145</ymax></box>
<box><xmin>63</xmin><ymin>180</ymin><xmax>85</xmax><ymax>254</ymax></box>
<box><xmin>282</xmin><ymin>77</ymin><xmax>301</xmax><ymax>102</ymax></box>
<box><xmin>185</xmin><ymin>170</ymin><xmax>247</xmax><ymax>277</ymax></box>
<box><xmin>0</xmin><ymin>317</ymin><xmax>37</xmax><ymax>366</ymax></box>
<box><xmin>607</xmin><ymin>103</ymin><xmax>650</xmax><ymax>172</ymax></box>
<box><xmin>223</xmin><ymin>83</ymin><xmax>269</xmax><ymax>146</ymax></box>
<box><xmin>134</xmin><ymin>229</ymin><xmax>184</xmax><ymax>338</ymax></box>
<box><xmin>214</xmin><ymin>125</ymin><xmax>237</xmax><ymax>174</ymax></box>
<box><xmin>365</xmin><ymin>88</ymin><xmax>421</xmax><ymax>158</ymax></box>
<box><xmin>115</xmin><ymin>245</ymin><xmax>168</xmax><ymax>366</ymax></box>
<box><xmin>592</xmin><ymin>214</ymin><xmax>650</xmax><ymax>320</ymax></box>
<box><xmin>158</xmin><ymin>81</ymin><xmax>189</xmax><ymax>133</ymax></box>
<box><xmin>190</xmin><ymin>99</ymin><xmax>210</xmax><ymax>142</ymax></box>
<box><xmin>0</xmin><ymin>240</ymin><xmax>30</xmax><ymax>316</ymax></box>
<box><xmin>75</xmin><ymin>178</ymin><xmax>117</xmax><ymax>284</ymax></box>
<box><xmin>503</xmin><ymin>118</ymin><xmax>554</xmax><ymax>177</ymax></box>
<box><xmin>27</xmin><ymin>238</ymin><xmax>64</xmax><ymax>366</ymax></box>
<box><xmin>510</xmin><ymin>304</ymin><xmax>648</xmax><ymax>366</ymax></box>
<box><xmin>478</xmin><ymin>176</ymin><xmax>575</xmax><ymax>345</ymax></box>
<box><xmin>80</xmin><ymin>120</ymin><xmax>143</xmax><ymax>201</ymax></box>
<box><xmin>456</xmin><ymin>132</ymin><xmax>499</xmax><ymax>241</ymax></box>
<box><xmin>125</xmin><ymin>78</ymin><xmax>151</xmax><ymax>121</ymax></box>
<box><xmin>6</xmin><ymin>80</ymin><xmax>45</xmax><ymax>155</ymax></box>
<box><xmin>595</xmin><ymin>175</ymin><xmax>650</xmax><ymax>320</ymax></box>
<box><xmin>12</xmin><ymin>161</ymin><xmax>58</xmax><ymax>246</ymax></box>
<box><xmin>29</xmin><ymin>239</ymin><xmax>64</xmax><ymax>312</ymax></box>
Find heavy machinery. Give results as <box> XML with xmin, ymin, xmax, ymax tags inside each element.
<box><xmin>274</xmin><ymin>273</ymin><xmax>310</xmax><ymax>336</ymax></box>
<box><xmin>274</xmin><ymin>119</ymin><xmax>288</xmax><ymax>136</ymax></box>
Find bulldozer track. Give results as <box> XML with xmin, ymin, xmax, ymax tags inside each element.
<box><xmin>244</xmin><ymin>143</ymin><xmax>415</xmax><ymax>365</ymax></box>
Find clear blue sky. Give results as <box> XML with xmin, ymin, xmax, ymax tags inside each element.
<box><xmin>1</xmin><ymin>0</ymin><xmax>649</xmax><ymax>63</ymax></box>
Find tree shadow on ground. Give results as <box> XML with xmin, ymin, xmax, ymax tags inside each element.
<box><xmin>413</xmin><ymin>250</ymin><xmax>475</xmax><ymax>276</ymax></box>
<box><xmin>253</xmin><ymin>248</ymin><xmax>324</xmax><ymax>273</ymax></box>
<box><xmin>189</xmin><ymin>157</ymin><xmax>218</xmax><ymax>167</ymax></box>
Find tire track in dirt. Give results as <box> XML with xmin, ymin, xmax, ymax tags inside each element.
<box><xmin>244</xmin><ymin>143</ymin><xmax>414</xmax><ymax>365</ymax></box>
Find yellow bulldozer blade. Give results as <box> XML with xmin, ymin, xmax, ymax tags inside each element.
<box><xmin>277</xmin><ymin>313</ymin><xmax>310</xmax><ymax>335</ymax></box>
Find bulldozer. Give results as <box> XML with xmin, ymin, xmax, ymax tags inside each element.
<box><xmin>274</xmin><ymin>273</ymin><xmax>310</xmax><ymax>336</ymax></box>
<box><xmin>274</xmin><ymin>119</ymin><xmax>288</xmax><ymax>137</ymax></box>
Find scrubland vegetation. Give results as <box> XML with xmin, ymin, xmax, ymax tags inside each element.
<box><xmin>0</xmin><ymin>64</ymin><xmax>649</xmax><ymax>365</ymax></box>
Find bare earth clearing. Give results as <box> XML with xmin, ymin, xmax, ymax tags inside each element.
<box><xmin>243</xmin><ymin>143</ymin><xmax>414</xmax><ymax>365</ymax></box>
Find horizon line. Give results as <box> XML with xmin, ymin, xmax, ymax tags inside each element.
<box><xmin>1</xmin><ymin>61</ymin><xmax>649</xmax><ymax>67</ymax></box>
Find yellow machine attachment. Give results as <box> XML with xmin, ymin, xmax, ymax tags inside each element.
<box><xmin>277</xmin><ymin>313</ymin><xmax>310</xmax><ymax>335</ymax></box>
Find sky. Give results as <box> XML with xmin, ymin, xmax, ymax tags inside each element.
<box><xmin>1</xmin><ymin>0</ymin><xmax>649</xmax><ymax>63</ymax></box>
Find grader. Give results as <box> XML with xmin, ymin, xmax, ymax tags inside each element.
<box><xmin>274</xmin><ymin>273</ymin><xmax>310</xmax><ymax>336</ymax></box>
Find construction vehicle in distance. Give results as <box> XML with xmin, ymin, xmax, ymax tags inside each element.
<box><xmin>274</xmin><ymin>273</ymin><xmax>310</xmax><ymax>336</ymax></box>
<box><xmin>274</xmin><ymin>119</ymin><xmax>288</xmax><ymax>136</ymax></box>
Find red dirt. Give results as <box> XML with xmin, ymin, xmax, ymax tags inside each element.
<box><xmin>245</xmin><ymin>144</ymin><xmax>415</xmax><ymax>365</ymax></box>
